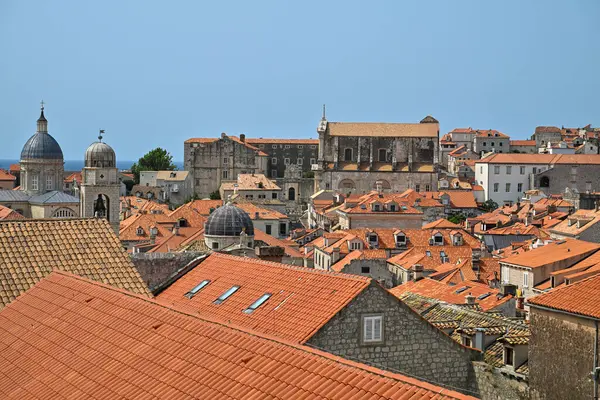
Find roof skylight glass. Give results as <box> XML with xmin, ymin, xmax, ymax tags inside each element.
<box><xmin>243</xmin><ymin>293</ymin><xmax>272</xmax><ymax>314</ymax></box>
<box><xmin>214</xmin><ymin>286</ymin><xmax>240</xmax><ymax>304</ymax></box>
<box><xmin>185</xmin><ymin>280</ymin><xmax>210</xmax><ymax>298</ymax></box>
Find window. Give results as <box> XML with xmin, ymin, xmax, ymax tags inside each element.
<box><xmin>310</xmin><ymin>158</ymin><xmax>316</xmax><ymax>165</ymax></box>
<box><xmin>378</xmin><ymin>149</ymin><xmax>387</xmax><ymax>162</ymax></box>
<box><xmin>311</xmin><ymin>145</ymin><xmax>317</xmax><ymax>149</ymax></box>
<box><xmin>245</xmin><ymin>194</ymin><xmax>253</xmax><ymax>199</ymax></box>
<box><xmin>517</xmin><ymin>183</ymin><xmax>523</xmax><ymax>192</ymax></box>
<box><xmin>362</xmin><ymin>315</ymin><xmax>383</xmax><ymax>343</ymax></box>
<box><xmin>272</xmin><ymin>144</ymin><xmax>277</xmax><ymax>149</ymax></box>
<box><xmin>243</xmin><ymin>293</ymin><xmax>272</xmax><ymax>314</ymax></box>
<box><xmin>483</xmin><ymin>142</ymin><xmax>487</xmax><ymax>146</ymax></box>
<box><xmin>506</xmin><ymin>166</ymin><xmax>511</xmax><ymax>175</ymax></box>
<box><xmin>415</xmin><ymin>184</ymin><xmax>420</xmax><ymax>192</ymax></box>
<box><xmin>505</xmin><ymin>347</ymin><xmax>514</xmax><ymax>367</ymax></box>
<box><xmin>350</xmin><ymin>241</ymin><xmax>361</xmax><ymax>250</ymax></box>
<box><xmin>222</xmin><ymin>170</ymin><xmax>228</xmax><ymax>179</ymax></box>
<box><xmin>491</xmin><ymin>142</ymin><xmax>495</xmax><ymax>147</ymax></box>
<box><xmin>532</xmin><ymin>167</ymin><xmax>537</xmax><ymax>174</ymax></box>
<box><xmin>285</xmin><ymin>145</ymin><xmax>290</xmax><ymax>149</ymax></box>
<box><xmin>31</xmin><ymin>174</ymin><xmax>39</xmax><ymax>191</ymax></box>
<box><xmin>389</xmin><ymin>204</ymin><xmax>396</xmax><ymax>212</ymax></box>
<box><xmin>587</xmin><ymin>182</ymin><xmax>592</xmax><ymax>192</ymax></box>
<box><xmin>297</xmin><ymin>158</ymin><xmax>303</xmax><ymax>165</ymax></box>
<box><xmin>214</xmin><ymin>286</ymin><xmax>240</xmax><ymax>304</ymax></box>
<box><xmin>433</xmin><ymin>234</ymin><xmax>443</xmax><ymax>245</ymax></box>
<box><xmin>462</xmin><ymin>336</ymin><xmax>472</xmax><ymax>347</ymax></box>
<box><xmin>540</xmin><ymin>176</ymin><xmax>549</xmax><ymax>187</ymax></box>
<box><xmin>523</xmin><ymin>272</ymin><xmax>529</xmax><ymax>288</ymax></box>
<box><xmin>499</xmin><ymin>142</ymin><xmax>503</xmax><ymax>146</ymax></box>
<box><xmin>344</xmin><ymin>148</ymin><xmax>353</xmax><ymax>161</ymax></box>
<box><xmin>46</xmin><ymin>175</ymin><xmax>53</xmax><ymax>190</ymax></box>
<box><xmin>361</xmin><ymin>266</ymin><xmax>371</xmax><ymax>274</ymax></box>
<box><xmin>52</xmin><ymin>208</ymin><xmax>76</xmax><ymax>218</ymax></box>
<box><xmin>298</xmin><ymin>145</ymin><xmax>303</xmax><ymax>149</ymax></box>
<box><xmin>279</xmin><ymin>223</ymin><xmax>287</xmax><ymax>236</ymax></box>
<box><xmin>136</xmin><ymin>227</ymin><xmax>144</xmax><ymax>236</ymax></box>
<box><xmin>223</xmin><ymin>157</ymin><xmax>228</xmax><ymax>165</ymax></box>
<box><xmin>272</xmin><ymin>192</ymin><xmax>277</xmax><ymax>199</ymax></box>
<box><xmin>425</xmin><ymin>184</ymin><xmax>430</xmax><ymax>192</ymax></box>
<box><xmin>480</xmin><ymin>166</ymin><xmax>483</xmax><ymax>174</ymax></box>
<box><xmin>271</xmin><ymin>169</ymin><xmax>277</xmax><ymax>178</ymax></box>
<box><xmin>212</xmin><ymin>242</ymin><xmax>219</xmax><ymax>249</ymax></box>
<box><xmin>258</xmin><ymin>144</ymin><xmax>264</xmax><ymax>148</ymax></box>
<box><xmin>494</xmin><ymin>166</ymin><xmax>500</xmax><ymax>174</ymax></box>
<box><xmin>272</xmin><ymin>157</ymin><xmax>277</xmax><ymax>165</ymax></box>
<box><xmin>284</xmin><ymin>158</ymin><xmax>290</xmax><ymax>165</ymax></box>
<box><xmin>506</xmin><ymin>183</ymin><xmax>511</xmax><ymax>192</ymax></box>
<box><xmin>258</xmin><ymin>194</ymin><xmax>266</xmax><ymax>199</ymax></box>
<box><xmin>501</xmin><ymin>266</ymin><xmax>510</xmax><ymax>283</ymax></box>
<box><xmin>520</xmin><ymin>166</ymin><xmax>525</xmax><ymax>175</ymax></box>
<box><xmin>265</xmin><ymin>225</ymin><xmax>272</xmax><ymax>235</ymax></box>
<box><xmin>185</xmin><ymin>280</ymin><xmax>210</xmax><ymax>298</ymax></box>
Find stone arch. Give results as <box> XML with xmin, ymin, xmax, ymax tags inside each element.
<box><xmin>288</xmin><ymin>187</ymin><xmax>296</xmax><ymax>201</ymax></box>
<box><xmin>52</xmin><ymin>207</ymin><xmax>76</xmax><ymax>218</ymax></box>
<box><xmin>540</xmin><ymin>176</ymin><xmax>550</xmax><ymax>188</ymax></box>
<box><xmin>338</xmin><ymin>179</ymin><xmax>356</xmax><ymax>190</ymax></box>
<box><xmin>94</xmin><ymin>194</ymin><xmax>111</xmax><ymax>220</ymax></box>
<box><xmin>372</xmin><ymin>180</ymin><xmax>391</xmax><ymax>190</ymax></box>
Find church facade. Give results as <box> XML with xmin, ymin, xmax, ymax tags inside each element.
<box><xmin>313</xmin><ymin>114</ymin><xmax>440</xmax><ymax>194</ymax></box>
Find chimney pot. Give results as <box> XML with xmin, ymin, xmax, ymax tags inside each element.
<box><xmin>465</xmin><ymin>293</ymin><xmax>476</xmax><ymax>305</ymax></box>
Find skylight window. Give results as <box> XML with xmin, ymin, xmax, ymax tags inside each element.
<box><xmin>477</xmin><ymin>292</ymin><xmax>491</xmax><ymax>300</ymax></box>
<box><xmin>214</xmin><ymin>286</ymin><xmax>240</xmax><ymax>304</ymax></box>
<box><xmin>185</xmin><ymin>280</ymin><xmax>210</xmax><ymax>298</ymax></box>
<box><xmin>455</xmin><ymin>286</ymin><xmax>469</xmax><ymax>294</ymax></box>
<box><xmin>426</xmin><ymin>250</ymin><xmax>431</xmax><ymax>257</ymax></box>
<box><xmin>243</xmin><ymin>293</ymin><xmax>272</xmax><ymax>314</ymax></box>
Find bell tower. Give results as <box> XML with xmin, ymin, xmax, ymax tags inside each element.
<box><xmin>80</xmin><ymin>130</ymin><xmax>120</xmax><ymax>234</ymax></box>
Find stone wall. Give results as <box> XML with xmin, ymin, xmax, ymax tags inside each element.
<box><xmin>131</xmin><ymin>252</ymin><xmax>206</xmax><ymax>293</ymax></box>
<box><xmin>340</xmin><ymin>259</ymin><xmax>394</xmax><ymax>288</ymax></box>
<box><xmin>250</xmin><ymin>141</ymin><xmax>318</xmax><ymax>178</ymax></box>
<box><xmin>473</xmin><ymin>362</ymin><xmax>529</xmax><ymax>400</ymax></box>
<box><xmin>529</xmin><ymin>307</ymin><xmax>598</xmax><ymax>400</ymax></box>
<box><xmin>307</xmin><ymin>283</ymin><xmax>481</xmax><ymax>395</ymax></box>
<box><xmin>317</xmin><ymin>170</ymin><xmax>438</xmax><ymax>194</ymax></box>
<box><xmin>535</xmin><ymin>164</ymin><xmax>600</xmax><ymax>197</ymax></box>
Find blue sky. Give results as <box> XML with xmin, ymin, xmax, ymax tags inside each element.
<box><xmin>1</xmin><ymin>1</ymin><xmax>598</xmax><ymax>162</ymax></box>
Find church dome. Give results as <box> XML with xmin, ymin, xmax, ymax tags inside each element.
<box><xmin>85</xmin><ymin>130</ymin><xmax>116</xmax><ymax>168</ymax></box>
<box><xmin>20</xmin><ymin>107</ymin><xmax>63</xmax><ymax>161</ymax></box>
<box><xmin>204</xmin><ymin>204</ymin><xmax>254</xmax><ymax>237</ymax></box>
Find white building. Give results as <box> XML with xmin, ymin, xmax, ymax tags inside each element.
<box><xmin>475</xmin><ymin>154</ymin><xmax>556</xmax><ymax>206</ymax></box>
<box><xmin>139</xmin><ymin>170</ymin><xmax>192</xmax><ymax>206</ymax></box>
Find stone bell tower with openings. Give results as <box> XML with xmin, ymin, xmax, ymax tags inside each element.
<box><xmin>80</xmin><ymin>130</ymin><xmax>120</xmax><ymax>234</ymax></box>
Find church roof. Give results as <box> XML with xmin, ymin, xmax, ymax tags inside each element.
<box><xmin>20</xmin><ymin>131</ymin><xmax>64</xmax><ymax>160</ymax></box>
<box><xmin>28</xmin><ymin>191</ymin><xmax>80</xmax><ymax>205</ymax></box>
<box><xmin>204</xmin><ymin>203</ymin><xmax>254</xmax><ymax>236</ymax></box>
<box><xmin>0</xmin><ymin>191</ymin><xmax>31</xmax><ymax>202</ymax></box>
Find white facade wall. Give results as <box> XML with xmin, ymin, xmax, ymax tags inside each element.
<box><xmin>475</xmin><ymin>162</ymin><xmax>550</xmax><ymax>205</ymax></box>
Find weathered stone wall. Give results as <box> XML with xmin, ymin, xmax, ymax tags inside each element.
<box><xmin>533</xmin><ymin>132</ymin><xmax>562</xmax><ymax>150</ymax></box>
<box><xmin>307</xmin><ymin>283</ymin><xmax>481</xmax><ymax>395</ymax></box>
<box><xmin>340</xmin><ymin>259</ymin><xmax>394</xmax><ymax>288</ymax></box>
<box><xmin>536</xmin><ymin>164</ymin><xmax>600</xmax><ymax>197</ymax></box>
<box><xmin>317</xmin><ymin>170</ymin><xmax>438</xmax><ymax>193</ymax></box>
<box><xmin>132</xmin><ymin>252</ymin><xmax>206</xmax><ymax>293</ymax></box>
<box><xmin>473</xmin><ymin>362</ymin><xmax>529</xmax><ymax>400</ymax></box>
<box><xmin>250</xmin><ymin>141</ymin><xmax>318</xmax><ymax>178</ymax></box>
<box><xmin>529</xmin><ymin>307</ymin><xmax>597</xmax><ymax>400</ymax></box>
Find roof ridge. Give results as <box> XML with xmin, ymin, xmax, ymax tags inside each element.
<box><xmin>47</xmin><ymin>271</ymin><xmax>470</xmax><ymax>398</ymax></box>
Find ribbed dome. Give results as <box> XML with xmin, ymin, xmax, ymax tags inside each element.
<box><xmin>204</xmin><ymin>204</ymin><xmax>254</xmax><ymax>236</ymax></box>
<box><xmin>20</xmin><ymin>132</ymin><xmax>64</xmax><ymax>160</ymax></box>
<box><xmin>85</xmin><ymin>141</ymin><xmax>116</xmax><ymax>168</ymax></box>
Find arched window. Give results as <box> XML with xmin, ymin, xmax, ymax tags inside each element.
<box><xmin>288</xmin><ymin>187</ymin><xmax>296</xmax><ymax>201</ymax></box>
<box><xmin>540</xmin><ymin>176</ymin><xmax>550</xmax><ymax>188</ymax></box>
<box><xmin>378</xmin><ymin>149</ymin><xmax>387</xmax><ymax>162</ymax></box>
<box><xmin>52</xmin><ymin>208</ymin><xmax>76</xmax><ymax>218</ymax></box>
<box><xmin>338</xmin><ymin>179</ymin><xmax>356</xmax><ymax>190</ymax></box>
<box><xmin>94</xmin><ymin>194</ymin><xmax>110</xmax><ymax>220</ymax></box>
<box><xmin>344</xmin><ymin>148</ymin><xmax>353</xmax><ymax>161</ymax></box>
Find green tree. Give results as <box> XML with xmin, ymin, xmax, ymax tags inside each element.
<box><xmin>448</xmin><ymin>213</ymin><xmax>466</xmax><ymax>224</ymax></box>
<box><xmin>131</xmin><ymin>148</ymin><xmax>176</xmax><ymax>183</ymax></box>
<box><xmin>481</xmin><ymin>199</ymin><xmax>499</xmax><ymax>212</ymax></box>
<box><xmin>209</xmin><ymin>190</ymin><xmax>221</xmax><ymax>200</ymax></box>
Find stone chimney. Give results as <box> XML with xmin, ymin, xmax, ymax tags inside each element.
<box><xmin>474</xmin><ymin>328</ymin><xmax>486</xmax><ymax>351</ymax></box>
<box><xmin>240</xmin><ymin>133</ymin><xmax>246</xmax><ymax>142</ymax></box>
<box><xmin>465</xmin><ymin>293</ymin><xmax>476</xmax><ymax>305</ymax></box>
<box><xmin>172</xmin><ymin>225</ymin><xmax>179</xmax><ymax>236</ymax></box>
<box><xmin>413</xmin><ymin>264</ymin><xmax>424</xmax><ymax>281</ymax></box>
<box><xmin>332</xmin><ymin>247</ymin><xmax>340</xmax><ymax>263</ymax></box>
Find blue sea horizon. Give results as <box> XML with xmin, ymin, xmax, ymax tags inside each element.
<box><xmin>0</xmin><ymin>159</ymin><xmax>184</xmax><ymax>172</ymax></box>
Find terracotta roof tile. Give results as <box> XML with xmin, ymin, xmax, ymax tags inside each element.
<box><xmin>234</xmin><ymin>202</ymin><xmax>287</xmax><ymax>220</ymax></box>
<box><xmin>0</xmin><ymin>271</ymin><xmax>474</xmax><ymax>400</ymax></box>
<box><xmin>528</xmin><ymin>273</ymin><xmax>600</xmax><ymax>319</ymax></box>
<box><xmin>549</xmin><ymin>208</ymin><xmax>600</xmax><ymax>237</ymax></box>
<box><xmin>423</xmin><ymin>219</ymin><xmax>462</xmax><ymax>229</ymax></box>
<box><xmin>119</xmin><ymin>212</ymin><xmax>177</xmax><ymax>242</ymax></box>
<box><xmin>246</xmin><ymin>138</ymin><xmax>319</xmax><ymax>145</ymax></box>
<box><xmin>501</xmin><ymin>239</ymin><xmax>600</xmax><ymax>269</ymax></box>
<box><xmin>63</xmin><ymin>171</ymin><xmax>82</xmax><ymax>184</ymax></box>
<box><xmin>8</xmin><ymin>164</ymin><xmax>20</xmax><ymax>172</ymax></box>
<box><xmin>0</xmin><ymin>205</ymin><xmax>26</xmax><ymax>221</ymax></box>
<box><xmin>390</xmin><ymin>279</ymin><xmax>511</xmax><ymax>311</ymax></box>
<box><xmin>120</xmin><ymin>196</ymin><xmax>171</xmax><ymax>217</ymax></box>
<box><xmin>0</xmin><ymin>169</ymin><xmax>16</xmax><ymax>181</ymax></box>
<box><xmin>221</xmin><ymin>173</ymin><xmax>281</xmax><ymax>191</ymax></box>
<box><xmin>510</xmin><ymin>140</ymin><xmax>536</xmax><ymax>146</ymax></box>
<box><xmin>167</xmin><ymin>202</ymin><xmax>208</xmax><ymax>228</ymax></box>
<box><xmin>156</xmin><ymin>253</ymin><xmax>371</xmax><ymax>343</ymax></box>
<box><xmin>327</xmin><ymin>121</ymin><xmax>438</xmax><ymax>138</ymax></box>
<box><xmin>422</xmin><ymin>192</ymin><xmax>478</xmax><ymax>209</ymax></box>
<box><xmin>0</xmin><ymin>218</ymin><xmax>151</xmax><ymax>309</ymax></box>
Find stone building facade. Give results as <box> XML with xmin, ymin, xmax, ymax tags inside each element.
<box><xmin>531</xmin><ymin>126</ymin><xmax>562</xmax><ymax>150</ymax></box>
<box><xmin>245</xmin><ymin>138</ymin><xmax>319</xmax><ymax>179</ymax></box>
<box><xmin>534</xmin><ymin>162</ymin><xmax>600</xmax><ymax>196</ymax></box>
<box><xmin>314</xmin><ymin>115</ymin><xmax>440</xmax><ymax>193</ymax></box>
<box><xmin>184</xmin><ymin>133</ymin><xmax>268</xmax><ymax>199</ymax></box>
<box><xmin>307</xmin><ymin>283</ymin><xmax>481</xmax><ymax>395</ymax></box>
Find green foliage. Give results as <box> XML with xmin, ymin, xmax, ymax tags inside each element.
<box><xmin>131</xmin><ymin>148</ymin><xmax>176</xmax><ymax>183</ymax></box>
<box><xmin>481</xmin><ymin>199</ymin><xmax>499</xmax><ymax>212</ymax></box>
<box><xmin>209</xmin><ymin>190</ymin><xmax>221</xmax><ymax>200</ymax></box>
<box><xmin>303</xmin><ymin>171</ymin><xmax>315</xmax><ymax>178</ymax></box>
<box><xmin>448</xmin><ymin>213</ymin><xmax>466</xmax><ymax>224</ymax></box>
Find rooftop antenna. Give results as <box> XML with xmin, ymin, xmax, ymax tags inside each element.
<box><xmin>321</xmin><ymin>104</ymin><xmax>326</xmax><ymax>120</ymax></box>
<box><xmin>98</xmin><ymin>129</ymin><xmax>105</xmax><ymax>142</ymax></box>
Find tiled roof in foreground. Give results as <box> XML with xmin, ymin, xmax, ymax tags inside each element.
<box><xmin>0</xmin><ymin>271</ymin><xmax>475</xmax><ymax>400</ymax></box>
<box><xmin>0</xmin><ymin>218</ymin><xmax>151</xmax><ymax>308</ymax></box>
<box><xmin>528</xmin><ymin>273</ymin><xmax>600</xmax><ymax>319</ymax></box>
<box><xmin>157</xmin><ymin>253</ymin><xmax>371</xmax><ymax>343</ymax></box>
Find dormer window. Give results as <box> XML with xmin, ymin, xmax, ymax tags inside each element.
<box><xmin>394</xmin><ymin>231</ymin><xmax>406</xmax><ymax>247</ymax></box>
<box><xmin>504</xmin><ymin>347</ymin><xmax>514</xmax><ymax>367</ymax></box>
<box><xmin>389</xmin><ymin>204</ymin><xmax>397</xmax><ymax>212</ymax></box>
<box><xmin>452</xmin><ymin>232</ymin><xmax>463</xmax><ymax>246</ymax></box>
<box><xmin>136</xmin><ymin>227</ymin><xmax>144</xmax><ymax>236</ymax></box>
<box><xmin>150</xmin><ymin>227</ymin><xmax>158</xmax><ymax>237</ymax></box>
<box><xmin>432</xmin><ymin>233</ymin><xmax>443</xmax><ymax>245</ymax></box>
<box><xmin>368</xmin><ymin>233</ymin><xmax>378</xmax><ymax>243</ymax></box>
<box><xmin>371</xmin><ymin>202</ymin><xmax>382</xmax><ymax>212</ymax></box>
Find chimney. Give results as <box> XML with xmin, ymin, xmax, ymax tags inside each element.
<box><xmin>413</xmin><ymin>264</ymin><xmax>424</xmax><ymax>281</ymax></box>
<box><xmin>221</xmin><ymin>132</ymin><xmax>227</xmax><ymax>138</ymax></box>
<box><xmin>240</xmin><ymin>134</ymin><xmax>245</xmax><ymax>142</ymax></box>
<box><xmin>172</xmin><ymin>225</ymin><xmax>179</xmax><ymax>236</ymax></box>
<box><xmin>376</xmin><ymin>180</ymin><xmax>383</xmax><ymax>194</ymax></box>
<box><xmin>465</xmin><ymin>293</ymin><xmax>476</xmax><ymax>305</ymax></box>
<box><xmin>474</xmin><ymin>328</ymin><xmax>486</xmax><ymax>351</ymax></box>
<box><xmin>233</xmin><ymin>184</ymin><xmax>238</xmax><ymax>195</ymax></box>
<box><xmin>332</xmin><ymin>247</ymin><xmax>340</xmax><ymax>262</ymax></box>
<box><xmin>254</xmin><ymin>211</ymin><xmax>260</xmax><ymax>219</ymax></box>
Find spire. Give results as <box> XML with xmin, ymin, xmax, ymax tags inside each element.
<box><xmin>98</xmin><ymin>129</ymin><xmax>105</xmax><ymax>142</ymax></box>
<box><xmin>36</xmin><ymin>100</ymin><xmax>48</xmax><ymax>133</ymax></box>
